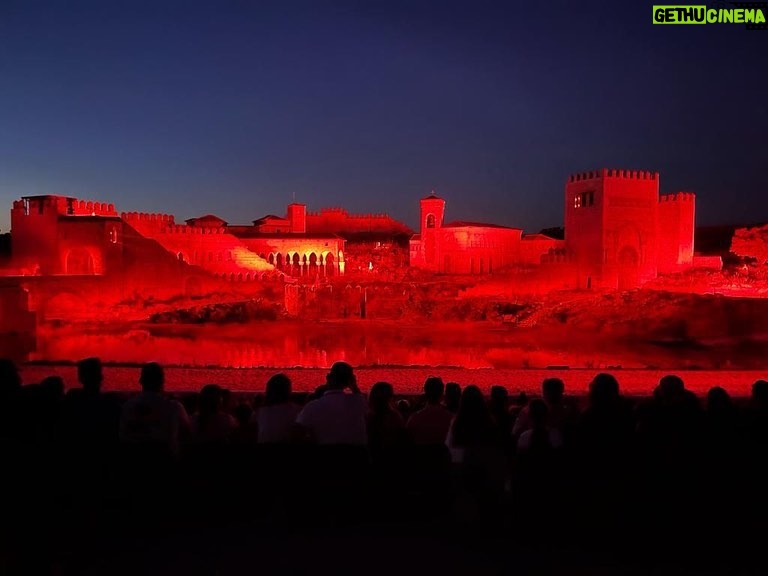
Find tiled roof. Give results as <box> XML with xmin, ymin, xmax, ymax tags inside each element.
<box><xmin>443</xmin><ymin>221</ymin><xmax>520</xmax><ymax>230</ymax></box>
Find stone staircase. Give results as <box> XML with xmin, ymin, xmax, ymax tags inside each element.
<box><xmin>122</xmin><ymin>213</ymin><xmax>275</xmax><ymax>279</ymax></box>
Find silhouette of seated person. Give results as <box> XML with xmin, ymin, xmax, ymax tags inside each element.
<box><xmin>445</xmin><ymin>382</ymin><xmax>462</xmax><ymax>414</ymax></box>
<box><xmin>703</xmin><ymin>387</ymin><xmax>743</xmax><ymax>514</ymax></box>
<box><xmin>119</xmin><ymin>362</ymin><xmax>190</xmax><ymax>459</ymax></box>
<box><xmin>517</xmin><ymin>399</ymin><xmax>563</xmax><ymax>454</ymax></box>
<box><xmin>407</xmin><ymin>376</ymin><xmax>453</xmax><ymax>445</ymax></box>
<box><xmin>31</xmin><ymin>376</ymin><xmax>65</xmax><ymax>447</ymax></box>
<box><xmin>513</xmin><ymin>378</ymin><xmax>576</xmax><ymax>441</ymax></box>
<box><xmin>293</xmin><ymin>362</ymin><xmax>369</xmax><ymax>524</ymax></box>
<box><xmin>580</xmin><ymin>373</ymin><xmax>633</xmax><ymax>457</ymax></box>
<box><xmin>190</xmin><ymin>384</ymin><xmax>236</xmax><ymax>446</ymax></box>
<box><xmin>395</xmin><ymin>398</ymin><xmax>411</xmax><ymax>423</ymax></box>
<box><xmin>62</xmin><ymin>358</ymin><xmax>121</xmax><ymax>455</ymax></box>
<box><xmin>489</xmin><ymin>385</ymin><xmax>514</xmax><ymax>452</ymax></box>
<box><xmin>513</xmin><ymin>399</ymin><xmax>565</xmax><ymax>528</ymax></box>
<box><xmin>445</xmin><ymin>385</ymin><xmax>504</xmax><ymax>523</ymax></box>
<box><xmin>744</xmin><ymin>380</ymin><xmax>768</xmax><ymax>503</ymax></box>
<box><xmin>0</xmin><ymin>358</ymin><xmax>23</xmax><ymax>442</ymax></box>
<box><xmin>254</xmin><ymin>373</ymin><xmax>301</xmax><ymax>444</ymax></box>
<box><xmin>705</xmin><ymin>386</ymin><xmax>740</xmax><ymax>453</ymax></box>
<box><xmin>637</xmin><ymin>375</ymin><xmax>703</xmax><ymax>469</ymax></box>
<box><xmin>446</xmin><ymin>385</ymin><xmax>500</xmax><ymax>465</ymax></box>
<box><xmin>746</xmin><ymin>379</ymin><xmax>768</xmax><ymax>450</ymax></box>
<box><xmin>294</xmin><ymin>362</ymin><xmax>367</xmax><ymax>446</ymax></box>
<box><xmin>366</xmin><ymin>381</ymin><xmax>405</xmax><ymax>457</ymax></box>
<box><xmin>576</xmin><ymin>373</ymin><xmax>634</xmax><ymax>539</ymax></box>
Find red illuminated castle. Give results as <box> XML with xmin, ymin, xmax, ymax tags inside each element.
<box><xmin>6</xmin><ymin>197</ymin><xmax>416</xmax><ymax>282</ymax></box>
<box><xmin>410</xmin><ymin>169</ymin><xmax>709</xmax><ymax>289</ymax></box>
<box><xmin>4</xmin><ymin>168</ymin><xmax>711</xmax><ymax>291</ymax></box>
<box><xmin>563</xmin><ymin>169</ymin><xmax>697</xmax><ymax>289</ymax></box>
<box><xmin>409</xmin><ymin>191</ymin><xmax>565</xmax><ymax>274</ymax></box>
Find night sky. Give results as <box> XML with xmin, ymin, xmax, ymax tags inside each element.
<box><xmin>0</xmin><ymin>0</ymin><xmax>765</xmax><ymax>233</ymax></box>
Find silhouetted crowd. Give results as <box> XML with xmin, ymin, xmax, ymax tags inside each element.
<box><xmin>1</xmin><ymin>358</ymin><xmax>768</xmax><ymax>574</ymax></box>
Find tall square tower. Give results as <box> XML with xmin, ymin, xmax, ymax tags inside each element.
<box><xmin>565</xmin><ymin>169</ymin><xmax>660</xmax><ymax>289</ymax></box>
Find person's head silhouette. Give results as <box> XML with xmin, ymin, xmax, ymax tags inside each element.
<box><xmin>326</xmin><ymin>361</ymin><xmax>355</xmax><ymax>391</ymax></box>
<box><xmin>265</xmin><ymin>373</ymin><xmax>291</xmax><ymax>405</ymax></box>
<box><xmin>139</xmin><ymin>362</ymin><xmax>164</xmax><ymax>393</ymax></box>
<box><xmin>77</xmin><ymin>357</ymin><xmax>103</xmax><ymax>394</ymax></box>
<box><xmin>542</xmin><ymin>378</ymin><xmax>565</xmax><ymax>405</ymax></box>
<box><xmin>752</xmin><ymin>380</ymin><xmax>768</xmax><ymax>407</ymax></box>
<box><xmin>423</xmin><ymin>376</ymin><xmax>444</xmax><ymax>404</ymax></box>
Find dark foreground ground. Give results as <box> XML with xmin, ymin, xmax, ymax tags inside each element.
<box><xmin>4</xmin><ymin>448</ymin><xmax>767</xmax><ymax>576</ymax></box>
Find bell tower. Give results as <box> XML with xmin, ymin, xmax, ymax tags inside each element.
<box><xmin>420</xmin><ymin>191</ymin><xmax>445</xmax><ymax>233</ymax></box>
<box><xmin>419</xmin><ymin>191</ymin><xmax>445</xmax><ymax>271</ymax></box>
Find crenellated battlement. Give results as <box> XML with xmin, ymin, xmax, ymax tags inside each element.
<box><xmin>211</xmin><ymin>272</ymin><xmax>269</xmax><ymax>282</ymax></box>
<box><xmin>306</xmin><ymin>207</ymin><xmax>396</xmax><ymax>219</ymax></box>
<box><xmin>659</xmin><ymin>191</ymin><xmax>695</xmax><ymax>203</ymax></box>
<box><xmin>568</xmin><ymin>170</ymin><xmax>601</xmax><ymax>182</ymax></box>
<box><xmin>160</xmin><ymin>225</ymin><xmax>227</xmax><ymax>234</ymax></box>
<box><xmin>12</xmin><ymin>195</ymin><xmax>118</xmax><ymax>216</ymax></box>
<box><xmin>70</xmin><ymin>199</ymin><xmax>117</xmax><ymax>216</ymax></box>
<box><xmin>568</xmin><ymin>169</ymin><xmax>659</xmax><ymax>183</ymax></box>
<box><xmin>121</xmin><ymin>212</ymin><xmax>176</xmax><ymax>224</ymax></box>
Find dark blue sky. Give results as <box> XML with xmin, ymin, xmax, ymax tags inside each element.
<box><xmin>0</xmin><ymin>0</ymin><xmax>765</xmax><ymax>232</ymax></box>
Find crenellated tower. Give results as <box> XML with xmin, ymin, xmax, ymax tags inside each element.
<box><xmin>565</xmin><ymin>169</ymin><xmax>661</xmax><ymax>289</ymax></box>
<box><xmin>657</xmin><ymin>191</ymin><xmax>695</xmax><ymax>272</ymax></box>
<box><xmin>11</xmin><ymin>195</ymin><xmax>122</xmax><ymax>275</ymax></box>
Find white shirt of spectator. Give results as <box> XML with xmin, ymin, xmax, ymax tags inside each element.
<box><xmin>255</xmin><ymin>403</ymin><xmax>302</xmax><ymax>443</ymax></box>
<box><xmin>295</xmin><ymin>390</ymin><xmax>367</xmax><ymax>445</ymax></box>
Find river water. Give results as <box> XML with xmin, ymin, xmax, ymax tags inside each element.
<box><xmin>23</xmin><ymin>321</ymin><xmax>767</xmax><ymax>396</ymax></box>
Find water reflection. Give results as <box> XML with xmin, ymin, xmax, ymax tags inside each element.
<box><xmin>30</xmin><ymin>322</ymin><xmax>738</xmax><ymax>370</ymax></box>
<box><xmin>33</xmin><ymin>324</ymin><xmax>503</xmax><ymax>368</ymax></box>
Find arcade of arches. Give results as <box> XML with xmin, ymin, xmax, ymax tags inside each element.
<box><xmin>264</xmin><ymin>251</ymin><xmax>342</xmax><ymax>277</ymax></box>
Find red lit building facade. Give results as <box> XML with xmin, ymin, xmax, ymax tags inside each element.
<box><xmin>410</xmin><ymin>169</ymin><xmax>704</xmax><ymax>288</ymax></box>
<box><xmin>6</xmin><ymin>196</ymin><xmax>415</xmax><ymax>282</ymax></box>
<box><xmin>409</xmin><ymin>193</ymin><xmax>546</xmax><ymax>274</ymax></box>
<box><xmin>5</xmin><ymin>168</ymin><xmax>705</xmax><ymax>290</ymax></box>
<box><xmin>564</xmin><ymin>169</ymin><xmax>697</xmax><ymax>289</ymax></box>
<box><xmin>11</xmin><ymin>196</ymin><xmax>122</xmax><ymax>275</ymax></box>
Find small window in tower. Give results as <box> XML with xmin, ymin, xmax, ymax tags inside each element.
<box><xmin>573</xmin><ymin>195</ymin><xmax>582</xmax><ymax>209</ymax></box>
<box><xmin>588</xmin><ymin>192</ymin><xmax>595</xmax><ymax>206</ymax></box>
<box><xmin>109</xmin><ymin>227</ymin><xmax>118</xmax><ymax>244</ymax></box>
<box><xmin>426</xmin><ymin>214</ymin><xmax>436</xmax><ymax>228</ymax></box>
